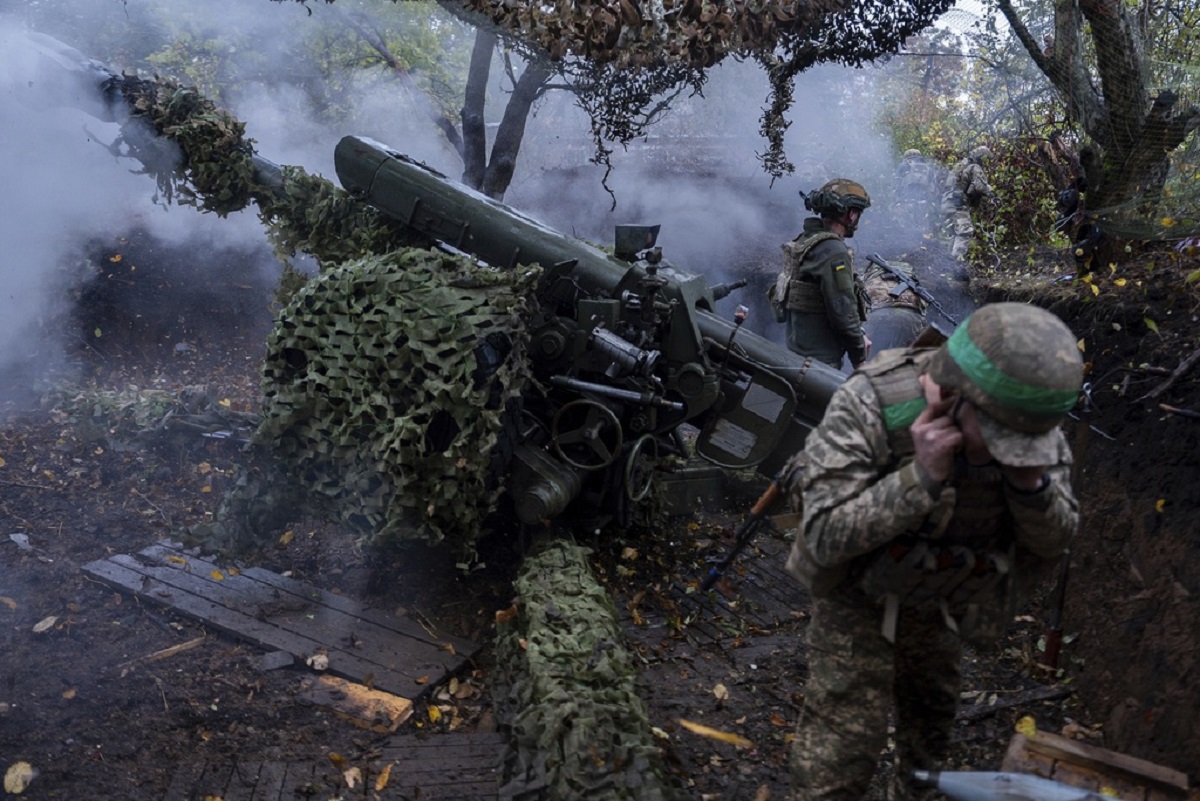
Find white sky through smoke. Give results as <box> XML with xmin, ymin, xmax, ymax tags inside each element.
<box><xmin>1</xmin><ymin>0</ymin><xmax>942</xmax><ymax>394</ymax></box>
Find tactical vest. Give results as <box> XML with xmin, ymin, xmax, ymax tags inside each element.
<box><xmin>767</xmin><ymin>231</ymin><xmax>842</xmax><ymax>319</ymax></box>
<box><xmin>786</xmin><ymin>349</ymin><xmax>1017</xmax><ymax>645</ymax></box>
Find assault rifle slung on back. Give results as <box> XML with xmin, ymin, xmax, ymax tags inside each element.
<box><xmin>866</xmin><ymin>253</ymin><xmax>960</xmax><ymax>330</ymax></box>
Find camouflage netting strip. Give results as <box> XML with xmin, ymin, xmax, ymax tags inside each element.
<box><xmin>493</xmin><ymin>533</ymin><xmax>684</xmax><ymax>801</ymax></box>
<box><xmin>254</xmin><ymin>247</ymin><xmax>538</xmax><ymax>553</ymax></box>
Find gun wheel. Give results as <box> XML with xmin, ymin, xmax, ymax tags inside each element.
<box><xmin>550</xmin><ymin>400</ymin><xmax>623</xmax><ymax>471</ymax></box>
<box><xmin>624</xmin><ymin>434</ymin><xmax>660</xmax><ymax>502</ymax></box>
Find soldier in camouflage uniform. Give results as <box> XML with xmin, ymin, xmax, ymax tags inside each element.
<box><xmin>941</xmin><ymin>146</ymin><xmax>996</xmax><ymax>260</ymax></box>
<box><xmin>893</xmin><ymin>150</ymin><xmax>938</xmax><ymax>232</ymax></box>
<box><xmin>784</xmin><ymin>303</ymin><xmax>1083</xmax><ymax>801</ymax></box>
<box><xmin>769</xmin><ymin>179</ymin><xmax>873</xmax><ymax>370</ymax></box>
<box><xmin>859</xmin><ymin>259</ymin><xmax>928</xmax><ymax>354</ymax></box>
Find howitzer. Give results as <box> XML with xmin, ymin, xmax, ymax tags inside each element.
<box><xmin>29</xmin><ymin>32</ymin><xmax>851</xmax><ymax>535</ymax></box>
<box><xmin>866</xmin><ymin>252</ymin><xmax>959</xmax><ymax>331</ymax></box>
<box><xmin>913</xmin><ymin>770</ymin><xmax>1128</xmax><ymax>801</ymax></box>
<box><xmin>331</xmin><ymin>136</ymin><xmax>847</xmax><ymax>527</ymax></box>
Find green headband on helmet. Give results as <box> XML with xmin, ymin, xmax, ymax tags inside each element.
<box><xmin>945</xmin><ymin>321</ymin><xmax>1080</xmax><ymax>415</ymax></box>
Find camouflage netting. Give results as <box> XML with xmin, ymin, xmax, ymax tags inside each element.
<box><xmin>220</xmin><ymin>247</ymin><xmax>539</xmax><ymax>557</ymax></box>
<box><xmin>494</xmin><ymin>533</ymin><xmax>684</xmax><ymax>801</ymax></box>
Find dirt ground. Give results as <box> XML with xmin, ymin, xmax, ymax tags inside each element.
<box><xmin>1</xmin><ymin>229</ymin><xmax>1197</xmax><ymax>799</ymax></box>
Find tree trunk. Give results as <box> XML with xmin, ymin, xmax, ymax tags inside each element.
<box><xmin>481</xmin><ymin>61</ymin><xmax>552</xmax><ymax>200</ymax></box>
<box><xmin>460</xmin><ymin>30</ymin><xmax>495</xmax><ymax>190</ymax></box>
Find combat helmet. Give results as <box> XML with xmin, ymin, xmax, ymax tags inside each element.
<box><xmin>805</xmin><ymin>178</ymin><xmax>872</xmax><ymax>217</ymax></box>
<box><xmin>927</xmin><ymin>303</ymin><xmax>1083</xmax><ymax>466</ymax></box>
<box><xmin>969</xmin><ymin>145</ymin><xmax>993</xmax><ymax>164</ymax></box>
<box><xmin>903</xmin><ymin>149</ymin><xmax>922</xmax><ymax>160</ymax></box>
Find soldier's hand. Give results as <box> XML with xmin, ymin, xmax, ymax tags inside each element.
<box><xmin>911</xmin><ymin>375</ymin><xmax>962</xmax><ymax>483</ymax></box>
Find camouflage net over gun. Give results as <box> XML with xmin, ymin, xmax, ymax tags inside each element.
<box><xmin>494</xmin><ymin>533</ymin><xmax>683</xmax><ymax>801</ymax></box>
<box><xmin>252</xmin><ymin>248</ymin><xmax>537</xmax><ymax>552</ymax></box>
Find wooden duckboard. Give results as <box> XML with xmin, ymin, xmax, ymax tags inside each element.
<box><xmin>1002</xmin><ymin>731</ymin><xmax>1193</xmax><ymax>801</ymax></box>
<box><xmin>82</xmin><ymin>541</ymin><xmax>480</xmax><ymax>701</ymax></box>
<box><xmin>162</xmin><ymin>732</ymin><xmax>505</xmax><ymax>800</ymax></box>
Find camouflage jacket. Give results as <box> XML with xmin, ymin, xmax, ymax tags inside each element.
<box><xmin>860</xmin><ymin>260</ymin><xmax>925</xmax><ymax>314</ymax></box>
<box><xmin>792</xmin><ymin>349</ymin><xmax>1078</xmax><ymax>630</ymax></box>
<box><xmin>776</xmin><ymin>217</ymin><xmax>868</xmax><ymax>368</ymax></box>
<box><xmin>944</xmin><ymin>159</ymin><xmax>993</xmax><ymax>209</ymax></box>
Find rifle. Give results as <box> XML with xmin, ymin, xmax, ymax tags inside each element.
<box><xmin>699</xmin><ymin>476</ymin><xmax>786</xmax><ymax>591</ymax></box>
<box><xmin>866</xmin><ymin>253</ymin><xmax>960</xmax><ymax>329</ymax></box>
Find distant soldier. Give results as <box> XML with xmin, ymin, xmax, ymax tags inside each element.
<box><xmin>942</xmin><ymin>146</ymin><xmax>996</xmax><ymax>259</ymax></box>
<box><xmin>768</xmin><ymin>179</ymin><xmax>873</xmax><ymax>370</ymax></box>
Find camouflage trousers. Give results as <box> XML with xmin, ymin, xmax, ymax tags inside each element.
<box><xmin>790</xmin><ymin>592</ymin><xmax>963</xmax><ymax>801</ymax></box>
<box><xmin>943</xmin><ymin>208</ymin><xmax>975</xmax><ymax>260</ymax></box>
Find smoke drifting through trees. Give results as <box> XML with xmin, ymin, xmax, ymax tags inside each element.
<box><xmin>1</xmin><ymin>0</ymin><xmax>925</xmax><ymax>395</ymax></box>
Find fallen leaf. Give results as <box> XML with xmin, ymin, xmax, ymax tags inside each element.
<box><xmin>1155</xmin><ymin>498</ymin><xmax>1166</xmax><ymax>513</ymax></box>
<box><xmin>327</xmin><ymin>752</ymin><xmax>348</xmax><ymax>769</ymax></box>
<box><xmin>0</xmin><ymin>596</ymin><xmax>16</xmax><ymax>611</ymax></box>
<box><xmin>306</xmin><ymin>653</ymin><xmax>329</xmax><ymax>671</ymax></box>
<box><xmin>4</xmin><ymin>762</ymin><xmax>36</xmax><ymax>794</ymax></box>
<box><xmin>210</xmin><ymin>569</ymin><xmax>225</xmax><ymax>580</ymax></box>
<box><xmin>713</xmin><ymin>683</ymin><xmax>730</xmax><ymax>701</ymax></box>
<box><xmin>415</xmin><ymin>675</ymin><xmax>430</xmax><ymax>685</ymax></box>
<box><xmin>343</xmin><ymin>767</ymin><xmax>362</xmax><ymax>788</ymax></box>
<box><xmin>279</xmin><ymin>529</ymin><xmax>295</xmax><ymax>545</ymax></box>
<box><xmin>62</xmin><ymin>688</ymin><xmax>76</xmax><ymax>700</ymax></box>
<box><xmin>375</xmin><ymin>762</ymin><xmax>394</xmax><ymax>791</ymax></box>
<box><xmin>218</xmin><ymin>398</ymin><xmax>231</xmax><ymax>408</ymax></box>
<box><xmin>494</xmin><ymin>604</ymin><xmax>519</xmax><ymax>625</ymax></box>
<box><xmin>32</xmin><ymin>615</ymin><xmax>58</xmax><ymax>634</ymax></box>
<box><xmin>621</xmin><ymin>547</ymin><xmax>638</xmax><ymax>560</ymax></box>
<box><xmin>167</xmin><ymin>555</ymin><xmax>187</xmax><ymax>565</ymax></box>
<box><xmin>1015</xmin><ymin>715</ymin><xmax>1038</xmax><ymax>737</ymax></box>
<box><xmin>0</xmin><ymin>456</ymin><xmax>5</xmax><ymax>467</ymax></box>
<box><xmin>678</xmin><ymin>718</ymin><xmax>754</xmax><ymax>749</ymax></box>
<box><xmin>197</xmin><ymin>461</ymin><xmax>212</xmax><ymax>474</ymax></box>
<box><xmin>770</xmin><ymin>713</ymin><xmax>789</xmax><ymax>727</ymax></box>
<box><xmin>428</xmin><ymin>705</ymin><xmax>442</xmax><ymax>723</ymax></box>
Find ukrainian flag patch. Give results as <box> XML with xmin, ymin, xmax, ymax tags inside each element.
<box><xmin>833</xmin><ymin>260</ymin><xmax>847</xmax><ymax>271</ymax></box>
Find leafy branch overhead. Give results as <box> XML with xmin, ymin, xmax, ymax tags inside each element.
<box><xmin>276</xmin><ymin>0</ymin><xmax>956</xmax><ymax>175</ymax></box>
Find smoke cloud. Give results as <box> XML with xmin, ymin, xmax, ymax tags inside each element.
<box><xmin>1</xmin><ymin>0</ymin><xmax>929</xmax><ymax>403</ymax></box>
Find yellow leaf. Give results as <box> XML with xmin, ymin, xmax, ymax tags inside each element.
<box><xmin>109</xmin><ymin>253</ymin><xmax>122</xmax><ymax>263</ymax></box>
<box><xmin>1114</xmin><ymin>278</ymin><xmax>1126</xmax><ymax>287</ymax></box>
<box><xmin>0</xmin><ymin>456</ymin><xmax>5</xmax><ymax>468</ymax></box>
<box><xmin>343</xmin><ymin>767</ymin><xmax>362</xmax><ymax>789</ymax></box>
<box><xmin>1161</xmin><ymin>216</ymin><xmax>1176</xmax><ymax>227</ymax></box>
<box><xmin>167</xmin><ymin>555</ymin><xmax>187</xmax><ymax>565</ymax></box>
<box><xmin>677</xmin><ymin>718</ymin><xmax>754</xmax><ymax>749</ymax></box>
<box><xmin>4</xmin><ymin>762</ymin><xmax>36</xmax><ymax>794</ymax></box>
<box><xmin>428</xmin><ymin>705</ymin><xmax>442</xmax><ymax>723</ymax></box>
<box><xmin>197</xmin><ymin>461</ymin><xmax>212</xmax><ymax>474</ymax></box>
<box><xmin>328</xmin><ymin>752</ymin><xmax>348</xmax><ymax>769</ymax></box>
<box><xmin>1100</xmin><ymin>786</ymin><xmax>1121</xmax><ymax>797</ymax></box>
<box><xmin>1144</xmin><ymin>317</ymin><xmax>1160</xmax><ymax>335</ymax></box>
<box><xmin>713</xmin><ymin>683</ymin><xmax>730</xmax><ymax>701</ymax></box>
<box><xmin>375</xmin><ymin>762</ymin><xmax>394</xmax><ymax>791</ymax></box>
<box><xmin>1155</xmin><ymin>499</ymin><xmax>1165</xmax><ymax>513</ymax></box>
<box><xmin>62</xmin><ymin>688</ymin><xmax>77</xmax><ymax>700</ymax></box>
<box><xmin>1076</xmin><ymin>338</ymin><xmax>1085</xmax><ymax>353</ymax></box>
<box><xmin>1089</xmin><ymin>283</ymin><xmax>1099</xmax><ymax>297</ymax></box>
<box><xmin>1015</xmin><ymin>715</ymin><xmax>1038</xmax><ymax>736</ymax></box>
<box><xmin>201</xmin><ymin>486</ymin><xmax>212</xmax><ymax>493</ymax></box>
<box><xmin>218</xmin><ymin>398</ymin><xmax>231</xmax><ymax>408</ymax></box>
<box><xmin>279</xmin><ymin>529</ymin><xmax>295</xmax><ymax>545</ymax></box>
<box><xmin>94</xmin><ymin>328</ymin><xmax>102</xmax><ymax>338</ymax></box>
<box><xmin>0</xmin><ymin>596</ymin><xmax>16</xmax><ymax>611</ymax></box>
<box><xmin>210</xmin><ymin>569</ymin><xmax>225</xmax><ymax>581</ymax></box>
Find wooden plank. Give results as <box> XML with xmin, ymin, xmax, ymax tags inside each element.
<box><xmin>142</xmin><ymin>542</ymin><xmax>476</xmax><ymax>654</ymax></box>
<box><xmin>130</xmin><ymin>546</ymin><xmax>469</xmax><ymax>676</ymax></box>
<box><xmin>248</xmin><ymin>761</ymin><xmax>288</xmax><ymax>801</ymax></box>
<box><xmin>221</xmin><ymin>762</ymin><xmax>264</xmax><ymax>801</ymax></box>
<box><xmin>161</xmin><ymin>761</ymin><xmax>205</xmax><ymax>801</ymax></box>
<box><xmin>299</xmin><ymin>674</ymin><xmax>413</xmax><ymax>733</ymax></box>
<box><xmin>82</xmin><ymin>556</ymin><xmax>430</xmax><ymax>699</ymax></box>
<box><xmin>1021</xmin><ymin>732</ymin><xmax>1189</xmax><ymax>794</ymax></box>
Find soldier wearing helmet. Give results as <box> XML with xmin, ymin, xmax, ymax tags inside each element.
<box><xmin>942</xmin><ymin>145</ymin><xmax>997</xmax><ymax>259</ymax></box>
<box><xmin>767</xmin><ymin>178</ymin><xmax>873</xmax><ymax>369</ymax></box>
<box><xmin>785</xmin><ymin>302</ymin><xmax>1083</xmax><ymax>801</ymax></box>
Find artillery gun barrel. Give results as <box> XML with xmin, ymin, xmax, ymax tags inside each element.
<box><xmin>333</xmin><ymin>135</ymin><xmax>844</xmax><ymax>459</ymax></box>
